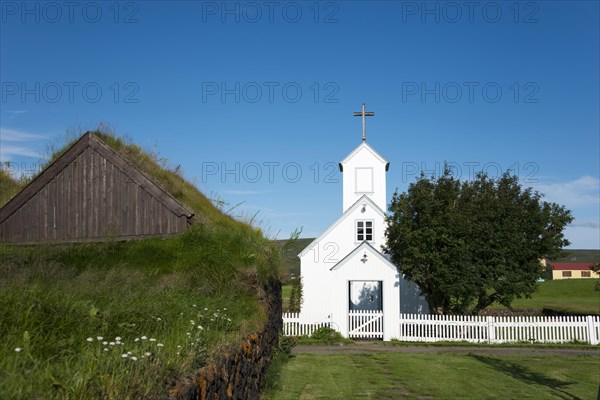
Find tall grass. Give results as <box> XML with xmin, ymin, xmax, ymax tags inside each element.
<box><xmin>0</xmin><ymin>220</ymin><xmax>280</xmax><ymax>399</ymax></box>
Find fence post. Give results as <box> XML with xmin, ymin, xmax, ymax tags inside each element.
<box><xmin>587</xmin><ymin>316</ymin><xmax>598</xmax><ymax>345</ymax></box>
<box><xmin>487</xmin><ymin>316</ymin><xmax>496</xmax><ymax>344</ymax></box>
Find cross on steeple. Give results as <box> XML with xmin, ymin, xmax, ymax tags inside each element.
<box><xmin>353</xmin><ymin>103</ymin><xmax>375</xmax><ymax>142</ymax></box>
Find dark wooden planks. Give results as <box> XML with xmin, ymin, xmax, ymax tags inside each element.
<box><xmin>0</xmin><ymin>133</ymin><xmax>194</xmax><ymax>244</ymax></box>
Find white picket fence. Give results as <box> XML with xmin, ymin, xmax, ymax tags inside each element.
<box><xmin>282</xmin><ymin>313</ymin><xmax>334</xmax><ymax>337</ymax></box>
<box><xmin>282</xmin><ymin>312</ymin><xmax>600</xmax><ymax>345</ymax></box>
<box><xmin>399</xmin><ymin>314</ymin><xmax>600</xmax><ymax>344</ymax></box>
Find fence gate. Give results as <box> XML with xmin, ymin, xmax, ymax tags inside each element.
<box><xmin>348</xmin><ymin>310</ymin><xmax>384</xmax><ymax>339</ymax></box>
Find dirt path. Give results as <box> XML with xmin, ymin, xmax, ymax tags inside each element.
<box><xmin>293</xmin><ymin>342</ymin><xmax>600</xmax><ymax>357</ymax></box>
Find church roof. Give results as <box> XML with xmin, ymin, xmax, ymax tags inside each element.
<box><xmin>338</xmin><ymin>141</ymin><xmax>390</xmax><ymax>172</ymax></box>
<box><xmin>297</xmin><ymin>194</ymin><xmax>386</xmax><ymax>258</ymax></box>
<box><xmin>329</xmin><ymin>240</ymin><xmax>397</xmax><ymax>271</ymax></box>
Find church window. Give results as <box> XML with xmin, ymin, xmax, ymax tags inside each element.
<box><xmin>356</xmin><ymin>220</ymin><xmax>373</xmax><ymax>241</ymax></box>
<box><xmin>355</xmin><ymin>167</ymin><xmax>373</xmax><ymax>193</ymax></box>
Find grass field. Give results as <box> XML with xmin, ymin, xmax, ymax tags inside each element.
<box><xmin>263</xmin><ymin>352</ymin><xmax>599</xmax><ymax>399</ymax></box>
<box><xmin>489</xmin><ymin>279</ymin><xmax>599</xmax><ymax>315</ymax></box>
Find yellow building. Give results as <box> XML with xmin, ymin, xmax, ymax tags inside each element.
<box><xmin>551</xmin><ymin>263</ymin><xmax>599</xmax><ymax>280</ymax></box>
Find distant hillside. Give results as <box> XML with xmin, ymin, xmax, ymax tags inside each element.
<box><xmin>273</xmin><ymin>238</ymin><xmax>314</xmax><ymax>281</ymax></box>
<box><xmin>551</xmin><ymin>249</ymin><xmax>599</xmax><ymax>263</ymax></box>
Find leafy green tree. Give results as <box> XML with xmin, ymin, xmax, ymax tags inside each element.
<box><xmin>288</xmin><ymin>276</ymin><xmax>303</xmax><ymax>313</ymax></box>
<box><xmin>592</xmin><ymin>263</ymin><xmax>600</xmax><ymax>292</ymax></box>
<box><xmin>384</xmin><ymin>168</ymin><xmax>573</xmax><ymax>315</ymax></box>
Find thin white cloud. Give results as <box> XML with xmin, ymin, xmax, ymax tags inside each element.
<box><xmin>570</xmin><ymin>219</ymin><xmax>600</xmax><ymax>229</ymax></box>
<box><xmin>3</xmin><ymin>110</ymin><xmax>28</xmax><ymax>118</ymax></box>
<box><xmin>533</xmin><ymin>176</ymin><xmax>600</xmax><ymax>207</ymax></box>
<box><xmin>0</xmin><ymin>144</ymin><xmax>42</xmax><ymax>160</ymax></box>
<box><xmin>0</xmin><ymin>127</ymin><xmax>48</xmax><ymax>162</ymax></box>
<box><xmin>1</xmin><ymin>127</ymin><xmax>47</xmax><ymax>142</ymax></box>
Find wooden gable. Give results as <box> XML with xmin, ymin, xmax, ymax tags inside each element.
<box><xmin>0</xmin><ymin>133</ymin><xmax>194</xmax><ymax>243</ymax></box>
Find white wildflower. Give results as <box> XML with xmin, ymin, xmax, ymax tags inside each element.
<box><xmin>157</xmin><ymin>317</ymin><xmax>161</xmax><ymax>321</ymax></box>
<box><xmin>190</xmin><ymin>320</ymin><xmax>195</xmax><ymax>325</ymax></box>
<box><xmin>109</xmin><ymin>342</ymin><xmax>115</xmax><ymax>346</ymax></box>
<box><xmin>14</xmin><ymin>347</ymin><xmax>21</xmax><ymax>352</ymax></box>
<box><xmin>115</xmin><ymin>336</ymin><xmax>122</xmax><ymax>341</ymax></box>
<box><xmin>134</xmin><ymin>338</ymin><xmax>140</xmax><ymax>342</ymax></box>
<box><xmin>86</xmin><ymin>337</ymin><xmax>94</xmax><ymax>342</ymax></box>
<box><xmin>149</xmin><ymin>338</ymin><xmax>156</xmax><ymax>342</ymax></box>
<box><xmin>102</xmin><ymin>341</ymin><xmax>108</xmax><ymax>345</ymax></box>
<box><xmin>131</xmin><ymin>356</ymin><xmax>138</xmax><ymax>361</ymax></box>
<box><xmin>121</xmin><ymin>354</ymin><xmax>128</xmax><ymax>358</ymax></box>
<box><xmin>127</xmin><ymin>351</ymin><xmax>132</xmax><ymax>355</ymax></box>
<box><xmin>144</xmin><ymin>352</ymin><xmax>152</xmax><ymax>357</ymax></box>
<box><xmin>97</xmin><ymin>336</ymin><xmax>103</xmax><ymax>341</ymax></box>
<box><xmin>157</xmin><ymin>343</ymin><xmax>164</xmax><ymax>347</ymax></box>
<box><xmin>204</xmin><ymin>307</ymin><xmax>208</xmax><ymax>311</ymax></box>
<box><xmin>192</xmin><ymin>304</ymin><xmax>196</xmax><ymax>307</ymax></box>
<box><xmin>198</xmin><ymin>325</ymin><xmax>204</xmax><ymax>330</ymax></box>
<box><xmin>141</xmin><ymin>336</ymin><xmax>147</xmax><ymax>340</ymax></box>
<box><xmin>104</xmin><ymin>348</ymin><xmax>109</xmax><ymax>352</ymax></box>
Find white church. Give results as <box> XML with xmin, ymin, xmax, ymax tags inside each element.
<box><xmin>297</xmin><ymin>105</ymin><xmax>429</xmax><ymax>341</ymax></box>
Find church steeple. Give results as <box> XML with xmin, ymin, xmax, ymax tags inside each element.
<box><xmin>340</xmin><ymin>104</ymin><xmax>389</xmax><ymax>213</ymax></box>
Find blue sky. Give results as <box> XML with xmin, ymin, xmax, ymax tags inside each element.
<box><xmin>1</xmin><ymin>1</ymin><xmax>598</xmax><ymax>248</ymax></box>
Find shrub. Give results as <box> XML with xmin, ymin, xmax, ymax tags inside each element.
<box><xmin>310</xmin><ymin>327</ymin><xmax>343</xmax><ymax>342</ymax></box>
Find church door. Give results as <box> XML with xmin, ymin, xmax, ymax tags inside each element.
<box><xmin>349</xmin><ymin>281</ymin><xmax>383</xmax><ymax>311</ymax></box>
<box><xmin>348</xmin><ymin>280</ymin><xmax>384</xmax><ymax>339</ymax></box>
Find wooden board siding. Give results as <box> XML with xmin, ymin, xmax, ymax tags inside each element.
<box><xmin>0</xmin><ymin>133</ymin><xmax>193</xmax><ymax>243</ymax></box>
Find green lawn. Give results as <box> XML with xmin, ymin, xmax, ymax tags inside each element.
<box><xmin>490</xmin><ymin>279</ymin><xmax>599</xmax><ymax>315</ymax></box>
<box><xmin>263</xmin><ymin>352</ymin><xmax>599</xmax><ymax>399</ymax></box>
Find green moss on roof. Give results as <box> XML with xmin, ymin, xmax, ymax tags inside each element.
<box><xmin>90</xmin><ymin>130</ymin><xmax>225</xmax><ymax>226</ymax></box>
